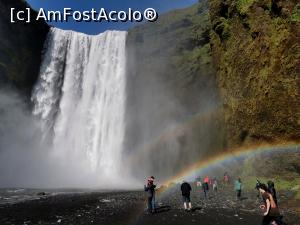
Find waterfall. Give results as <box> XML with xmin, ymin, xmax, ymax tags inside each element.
<box><xmin>32</xmin><ymin>28</ymin><xmax>127</xmax><ymax>180</ymax></box>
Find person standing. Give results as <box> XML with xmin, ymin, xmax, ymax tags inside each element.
<box><xmin>267</xmin><ymin>180</ymin><xmax>278</xmax><ymax>205</ymax></box>
<box><xmin>234</xmin><ymin>178</ymin><xmax>242</xmax><ymax>200</ymax></box>
<box><xmin>258</xmin><ymin>183</ymin><xmax>281</xmax><ymax>225</ymax></box>
<box><xmin>144</xmin><ymin>176</ymin><xmax>156</xmax><ymax>213</ymax></box>
<box><xmin>203</xmin><ymin>176</ymin><xmax>210</xmax><ymax>199</ymax></box>
<box><xmin>196</xmin><ymin>177</ymin><xmax>202</xmax><ymax>188</ymax></box>
<box><xmin>213</xmin><ymin>177</ymin><xmax>218</xmax><ymax>194</ymax></box>
<box><xmin>149</xmin><ymin>176</ymin><xmax>156</xmax><ymax>211</ymax></box>
<box><xmin>181</xmin><ymin>181</ymin><xmax>192</xmax><ymax>211</ymax></box>
<box><xmin>224</xmin><ymin>172</ymin><xmax>229</xmax><ymax>185</ymax></box>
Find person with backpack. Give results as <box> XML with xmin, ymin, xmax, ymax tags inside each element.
<box><xmin>268</xmin><ymin>180</ymin><xmax>278</xmax><ymax>205</ymax></box>
<box><xmin>257</xmin><ymin>183</ymin><xmax>281</xmax><ymax>225</ymax></box>
<box><xmin>234</xmin><ymin>178</ymin><xmax>242</xmax><ymax>200</ymax></box>
<box><xmin>181</xmin><ymin>181</ymin><xmax>192</xmax><ymax>211</ymax></box>
<box><xmin>144</xmin><ymin>176</ymin><xmax>156</xmax><ymax>213</ymax></box>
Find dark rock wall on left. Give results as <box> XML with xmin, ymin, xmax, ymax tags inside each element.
<box><xmin>0</xmin><ymin>0</ymin><xmax>49</xmax><ymax>92</ymax></box>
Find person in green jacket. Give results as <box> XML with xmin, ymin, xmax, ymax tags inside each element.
<box><xmin>234</xmin><ymin>178</ymin><xmax>242</xmax><ymax>200</ymax></box>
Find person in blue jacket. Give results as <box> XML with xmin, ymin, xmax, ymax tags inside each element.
<box><xmin>234</xmin><ymin>177</ymin><xmax>242</xmax><ymax>200</ymax></box>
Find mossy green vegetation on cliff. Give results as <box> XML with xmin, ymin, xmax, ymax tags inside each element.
<box><xmin>209</xmin><ymin>0</ymin><xmax>300</xmax><ymax>148</ymax></box>
<box><xmin>236</xmin><ymin>0</ymin><xmax>257</xmax><ymax>14</ymax></box>
<box><xmin>291</xmin><ymin>4</ymin><xmax>300</xmax><ymax>22</ymax></box>
<box><xmin>209</xmin><ymin>0</ymin><xmax>300</xmax><ymax>192</ymax></box>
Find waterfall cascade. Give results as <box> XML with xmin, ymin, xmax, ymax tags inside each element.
<box><xmin>32</xmin><ymin>28</ymin><xmax>127</xmax><ymax>180</ymax></box>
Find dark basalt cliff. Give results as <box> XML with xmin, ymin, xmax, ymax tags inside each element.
<box><xmin>209</xmin><ymin>0</ymin><xmax>300</xmax><ymax>147</ymax></box>
<box><xmin>0</xmin><ymin>0</ymin><xmax>49</xmax><ymax>92</ymax></box>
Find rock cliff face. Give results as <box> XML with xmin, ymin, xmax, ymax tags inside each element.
<box><xmin>209</xmin><ymin>0</ymin><xmax>300</xmax><ymax>148</ymax></box>
<box><xmin>0</xmin><ymin>0</ymin><xmax>49</xmax><ymax>92</ymax></box>
<box><xmin>127</xmin><ymin>2</ymin><xmax>217</xmax><ymax>114</ymax></box>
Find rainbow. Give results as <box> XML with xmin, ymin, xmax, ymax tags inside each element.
<box><xmin>160</xmin><ymin>141</ymin><xmax>300</xmax><ymax>190</ymax></box>
<box><xmin>127</xmin><ymin>105</ymin><xmax>221</xmax><ymax>165</ymax></box>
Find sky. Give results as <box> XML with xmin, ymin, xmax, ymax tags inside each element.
<box><xmin>26</xmin><ymin>0</ymin><xmax>198</xmax><ymax>34</ymax></box>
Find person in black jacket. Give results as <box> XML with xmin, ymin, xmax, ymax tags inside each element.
<box><xmin>267</xmin><ymin>181</ymin><xmax>278</xmax><ymax>205</ymax></box>
<box><xmin>181</xmin><ymin>181</ymin><xmax>192</xmax><ymax>211</ymax></box>
<box><xmin>144</xmin><ymin>176</ymin><xmax>156</xmax><ymax>213</ymax></box>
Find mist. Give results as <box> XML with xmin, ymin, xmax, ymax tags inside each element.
<box><xmin>0</xmin><ymin>87</ymin><xmax>138</xmax><ymax>189</ymax></box>
<box><xmin>124</xmin><ymin>18</ymin><xmax>224</xmax><ymax>183</ymax></box>
<box><xmin>0</xmin><ymin>88</ymin><xmax>48</xmax><ymax>188</ymax></box>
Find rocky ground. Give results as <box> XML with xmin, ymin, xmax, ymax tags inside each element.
<box><xmin>0</xmin><ymin>185</ymin><xmax>299</xmax><ymax>225</ymax></box>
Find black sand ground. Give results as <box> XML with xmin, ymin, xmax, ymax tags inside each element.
<box><xmin>0</xmin><ymin>187</ymin><xmax>299</xmax><ymax>225</ymax></box>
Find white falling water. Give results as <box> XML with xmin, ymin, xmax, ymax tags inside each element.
<box><xmin>32</xmin><ymin>28</ymin><xmax>127</xmax><ymax>183</ymax></box>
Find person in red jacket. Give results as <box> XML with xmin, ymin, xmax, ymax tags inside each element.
<box><xmin>203</xmin><ymin>176</ymin><xmax>210</xmax><ymax>199</ymax></box>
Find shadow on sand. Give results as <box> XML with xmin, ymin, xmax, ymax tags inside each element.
<box><xmin>191</xmin><ymin>206</ymin><xmax>203</xmax><ymax>212</ymax></box>
<box><xmin>154</xmin><ymin>205</ymin><xmax>171</xmax><ymax>214</ymax></box>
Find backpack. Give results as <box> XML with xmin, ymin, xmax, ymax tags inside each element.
<box><xmin>268</xmin><ymin>181</ymin><xmax>275</xmax><ymax>188</ymax></box>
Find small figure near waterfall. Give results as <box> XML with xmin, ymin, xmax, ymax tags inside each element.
<box><xmin>203</xmin><ymin>176</ymin><xmax>210</xmax><ymax>199</ymax></box>
<box><xmin>181</xmin><ymin>181</ymin><xmax>192</xmax><ymax>211</ymax></box>
<box><xmin>212</xmin><ymin>177</ymin><xmax>218</xmax><ymax>194</ymax></box>
<box><xmin>144</xmin><ymin>176</ymin><xmax>156</xmax><ymax>213</ymax></box>
<box><xmin>196</xmin><ymin>177</ymin><xmax>202</xmax><ymax>188</ymax></box>
<box><xmin>223</xmin><ymin>172</ymin><xmax>230</xmax><ymax>185</ymax></box>
<box><xmin>234</xmin><ymin>178</ymin><xmax>242</xmax><ymax>200</ymax></box>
